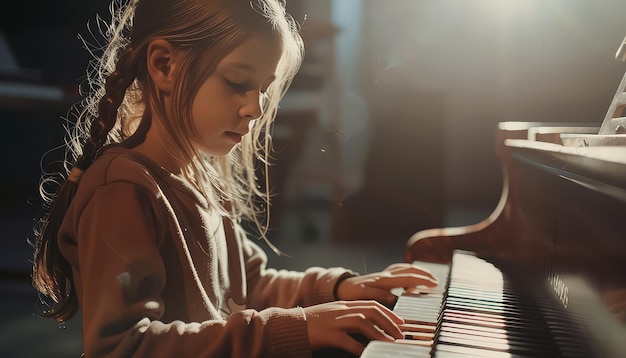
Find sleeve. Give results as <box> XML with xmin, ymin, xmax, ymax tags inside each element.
<box><xmin>60</xmin><ymin>181</ymin><xmax>311</xmax><ymax>358</ymax></box>
<box><xmin>238</xmin><ymin>225</ymin><xmax>357</xmax><ymax>310</ymax></box>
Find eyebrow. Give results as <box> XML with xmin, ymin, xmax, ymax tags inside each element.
<box><xmin>223</xmin><ymin>62</ymin><xmax>255</xmax><ymax>72</ymax></box>
<box><xmin>221</xmin><ymin>62</ymin><xmax>276</xmax><ymax>81</ymax></box>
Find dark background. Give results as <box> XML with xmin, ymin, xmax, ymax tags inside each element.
<box><xmin>1</xmin><ymin>2</ymin><xmax>111</xmax><ymax>356</ymax></box>
<box><xmin>1</xmin><ymin>0</ymin><xmax>110</xmax><ymax>272</ymax></box>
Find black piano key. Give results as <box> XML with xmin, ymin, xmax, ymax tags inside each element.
<box><xmin>404</xmin><ymin>331</ymin><xmax>436</xmax><ymax>341</ymax></box>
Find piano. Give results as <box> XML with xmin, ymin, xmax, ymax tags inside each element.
<box><xmin>358</xmin><ymin>36</ymin><xmax>626</xmax><ymax>357</ymax></box>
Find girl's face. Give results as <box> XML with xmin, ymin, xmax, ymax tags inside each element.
<box><xmin>190</xmin><ymin>35</ymin><xmax>282</xmax><ymax>156</ymax></box>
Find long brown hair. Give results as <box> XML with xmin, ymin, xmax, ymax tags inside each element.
<box><xmin>32</xmin><ymin>0</ymin><xmax>303</xmax><ymax>323</ymax></box>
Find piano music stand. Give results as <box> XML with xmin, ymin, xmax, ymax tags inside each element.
<box><xmin>599</xmin><ymin>34</ymin><xmax>626</xmax><ymax>135</ymax></box>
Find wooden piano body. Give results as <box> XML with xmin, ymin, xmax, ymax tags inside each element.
<box><xmin>399</xmin><ymin>34</ymin><xmax>626</xmax><ymax>358</ymax></box>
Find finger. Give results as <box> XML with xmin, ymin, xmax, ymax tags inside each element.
<box><xmin>386</xmin><ymin>264</ymin><xmax>438</xmax><ymax>282</ymax></box>
<box><xmin>358</xmin><ymin>309</ymin><xmax>404</xmax><ymax>339</ymax></box>
<box><xmin>385</xmin><ymin>263</ymin><xmax>415</xmax><ymax>272</ymax></box>
<box><xmin>354</xmin><ymin>320</ymin><xmax>397</xmax><ymax>343</ymax></box>
<box><xmin>342</xmin><ymin>300</ymin><xmax>404</xmax><ymax>324</ymax></box>
<box><xmin>354</xmin><ymin>286</ymin><xmax>398</xmax><ymax>306</ymax></box>
<box><xmin>347</xmin><ymin>306</ymin><xmax>405</xmax><ymax>338</ymax></box>
<box><xmin>366</xmin><ymin>273</ymin><xmax>438</xmax><ymax>289</ymax></box>
<box><xmin>336</xmin><ymin>311</ymin><xmax>404</xmax><ymax>341</ymax></box>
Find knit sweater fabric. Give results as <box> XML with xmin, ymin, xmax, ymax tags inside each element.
<box><xmin>58</xmin><ymin>146</ymin><xmax>353</xmax><ymax>357</ymax></box>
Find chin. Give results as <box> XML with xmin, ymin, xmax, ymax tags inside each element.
<box><xmin>197</xmin><ymin>145</ymin><xmax>236</xmax><ymax>157</ymax></box>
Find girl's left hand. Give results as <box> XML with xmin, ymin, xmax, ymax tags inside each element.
<box><xmin>336</xmin><ymin>263</ymin><xmax>439</xmax><ymax>306</ymax></box>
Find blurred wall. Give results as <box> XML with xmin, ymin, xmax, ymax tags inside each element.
<box><xmin>329</xmin><ymin>0</ymin><xmax>626</xmax><ymax>231</ymax></box>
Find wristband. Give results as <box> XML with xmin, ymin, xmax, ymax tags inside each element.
<box><xmin>332</xmin><ymin>272</ymin><xmax>358</xmax><ymax>300</ymax></box>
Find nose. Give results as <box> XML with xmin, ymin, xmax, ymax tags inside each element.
<box><xmin>239</xmin><ymin>91</ymin><xmax>264</xmax><ymax>120</ymax></box>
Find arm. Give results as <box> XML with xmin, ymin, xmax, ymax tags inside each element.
<box><xmin>60</xmin><ymin>182</ymin><xmax>310</xmax><ymax>358</ymax></box>
<box><xmin>238</xmin><ymin>230</ymin><xmax>356</xmax><ymax>310</ymax></box>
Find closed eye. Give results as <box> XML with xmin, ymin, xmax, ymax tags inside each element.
<box><xmin>224</xmin><ymin>78</ymin><xmax>250</xmax><ymax>94</ymax></box>
<box><xmin>223</xmin><ymin>76</ymin><xmax>271</xmax><ymax>109</ymax></box>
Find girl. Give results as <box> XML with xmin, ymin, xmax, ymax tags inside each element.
<box><xmin>32</xmin><ymin>0</ymin><xmax>437</xmax><ymax>357</ymax></box>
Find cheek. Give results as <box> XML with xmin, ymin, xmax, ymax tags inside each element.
<box><xmin>190</xmin><ymin>103</ymin><xmax>217</xmax><ymax>141</ymax></box>
<box><xmin>191</xmin><ymin>79</ymin><xmax>233</xmax><ymax>122</ymax></box>
<box><xmin>190</xmin><ymin>83</ymin><xmax>218</xmax><ymax>129</ymax></box>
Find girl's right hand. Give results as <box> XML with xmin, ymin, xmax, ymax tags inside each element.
<box><xmin>303</xmin><ymin>300</ymin><xmax>405</xmax><ymax>355</ymax></box>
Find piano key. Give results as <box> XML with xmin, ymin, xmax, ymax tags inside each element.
<box><xmin>394</xmin><ymin>339</ymin><xmax>434</xmax><ymax>348</ymax></box>
<box><xmin>437</xmin><ymin>323</ymin><xmax>556</xmax><ymax>349</ymax></box>
<box><xmin>439</xmin><ymin>311</ymin><xmax>552</xmax><ymax>336</ymax></box>
<box><xmin>445</xmin><ymin>288</ymin><xmax>529</xmax><ymax>303</ymax></box>
<box><xmin>438</xmin><ymin>319</ymin><xmax>553</xmax><ymax>342</ymax></box>
<box><xmin>434</xmin><ymin>343</ymin><xmax>533</xmax><ymax>358</ymax></box>
<box><xmin>404</xmin><ymin>331</ymin><xmax>435</xmax><ymax>341</ymax></box>
<box><xmin>395</xmin><ymin>294</ymin><xmax>445</xmax><ymax>324</ymax></box>
<box><xmin>360</xmin><ymin>341</ymin><xmax>431</xmax><ymax>358</ymax></box>
<box><xmin>360</xmin><ymin>252</ymin><xmax>561</xmax><ymax>357</ymax></box>
<box><xmin>436</xmin><ymin>330</ymin><xmax>556</xmax><ymax>355</ymax></box>
<box><xmin>443</xmin><ymin>301</ymin><xmax>532</xmax><ymax>318</ymax></box>
<box><xmin>436</xmin><ymin>332</ymin><xmax>512</xmax><ymax>352</ymax></box>
<box><xmin>438</xmin><ymin>324</ymin><xmax>510</xmax><ymax>340</ymax></box>
<box><xmin>401</xmin><ymin>323</ymin><xmax>437</xmax><ymax>333</ymax></box>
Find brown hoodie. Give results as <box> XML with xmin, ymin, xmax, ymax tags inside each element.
<box><xmin>58</xmin><ymin>146</ymin><xmax>354</xmax><ymax>357</ymax></box>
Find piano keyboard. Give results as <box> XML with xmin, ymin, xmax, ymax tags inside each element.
<box><xmin>361</xmin><ymin>251</ymin><xmax>558</xmax><ymax>357</ymax></box>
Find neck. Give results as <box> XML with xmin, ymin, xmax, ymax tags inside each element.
<box><xmin>133</xmin><ymin>114</ymin><xmax>187</xmax><ymax>175</ymax></box>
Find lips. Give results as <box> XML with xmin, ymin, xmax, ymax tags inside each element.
<box><xmin>225</xmin><ymin>131</ymin><xmax>244</xmax><ymax>143</ymax></box>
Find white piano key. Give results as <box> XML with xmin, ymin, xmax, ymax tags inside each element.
<box><xmin>360</xmin><ymin>340</ymin><xmax>431</xmax><ymax>357</ymax></box>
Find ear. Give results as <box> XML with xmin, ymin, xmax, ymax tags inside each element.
<box><xmin>147</xmin><ymin>39</ymin><xmax>180</xmax><ymax>94</ymax></box>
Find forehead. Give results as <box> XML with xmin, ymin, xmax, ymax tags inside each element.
<box><xmin>217</xmin><ymin>36</ymin><xmax>283</xmax><ymax>77</ymax></box>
